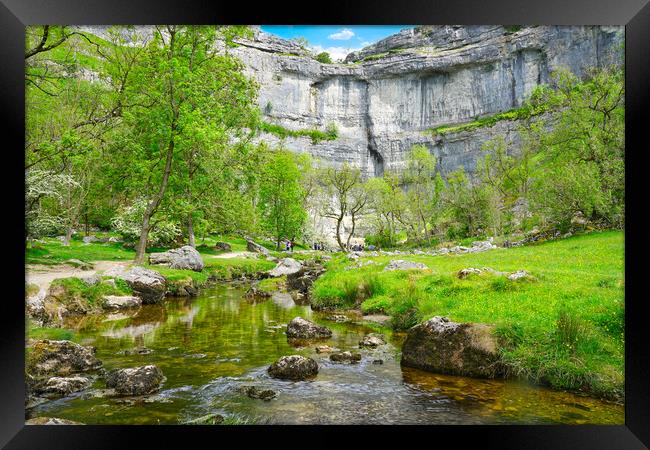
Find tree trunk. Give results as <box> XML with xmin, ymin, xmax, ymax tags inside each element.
<box><xmin>188</xmin><ymin>214</ymin><xmax>195</xmax><ymax>248</ymax></box>
<box><xmin>62</xmin><ymin>226</ymin><xmax>74</xmax><ymax>247</ymax></box>
<box><xmin>335</xmin><ymin>216</ymin><xmax>346</xmax><ymax>251</ymax></box>
<box><xmin>134</xmin><ymin>214</ymin><xmax>151</xmax><ymax>264</ymax></box>
<box><xmin>85</xmin><ymin>212</ymin><xmax>89</xmax><ymax>237</ymax></box>
<box><xmin>346</xmin><ymin>214</ymin><xmax>356</xmax><ymax>249</ymax></box>
<box><xmin>134</xmin><ymin>133</ymin><xmax>176</xmax><ymax>264</ymax></box>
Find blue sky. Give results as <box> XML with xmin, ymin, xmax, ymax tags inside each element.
<box><xmin>260</xmin><ymin>25</ymin><xmax>414</xmax><ymax>61</ymax></box>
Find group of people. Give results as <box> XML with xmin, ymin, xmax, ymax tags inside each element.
<box><xmin>284</xmin><ymin>240</ymin><xmax>295</xmax><ymax>252</ymax></box>
<box><xmin>312</xmin><ymin>242</ymin><xmax>326</xmax><ymax>251</ymax></box>
<box><xmin>348</xmin><ymin>243</ymin><xmax>365</xmax><ymax>252</ymax></box>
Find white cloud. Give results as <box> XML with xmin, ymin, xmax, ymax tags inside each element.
<box><xmin>311</xmin><ymin>44</ymin><xmax>361</xmax><ymax>62</ymax></box>
<box><xmin>328</xmin><ymin>28</ymin><xmax>355</xmax><ymax>40</ymax></box>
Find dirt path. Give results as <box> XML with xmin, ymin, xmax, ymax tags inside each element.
<box><xmin>26</xmin><ymin>260</ymin><xmax>133</xmax><ymax>291</ymax></box>
<box><xmin>207</xmin><ymin>251</ymin><xmax>257</xmax><ymax>259</ymax></box>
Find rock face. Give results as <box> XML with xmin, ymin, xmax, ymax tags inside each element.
<box><xmin>384</xmin><ymin>260</ymin><xmax>429</xmax><ymax>271</ymax></box>
<box><xmin>267</xmin><ymin>258</ymin><xmax>303</xmax><ymax>277</ymax></box>
<box><xmin>106</xmin><ymin>267</ymin><xmax>167</xmax><ymax>304</ymax></box>
<box><xmin>228</xmin><ymin>26</ymin><xmax>622</xmax><ymax>179</ymax></box>
<box><xmin>286</xmin><ymin>317</ymin><xmax>332</xmax><ymax>339</ymax></box>
<box><xmin>149</xmin><ymin>246</ymin><xmax>204</xmax><ymax>272</ymax></box>
<box><xmin>267</xmin><ymin>355</ymin><xmax>318</xmax><ymax>380</ymax></box>
<box><xmin>102</xmin><ymin>295</ymin><xmax>142</xmax><ymax>310</ymax></box>
<box><xmin>105</xmin><ymin>365</ymin><xmax>165</xmax><ymax>396</ymax></box>
<box><xmin>246</xmin><ymin>239</ymin><xmax>270</xmax><ymax>256</ymax></box>
<box><xmin>26</xmin><ymin>340</ymin><xmax>102</xmax><ymax>377</ymax></box>
<box><xmin>401</xmin><ymin>316</ymin><xmax>503</xmax><ymax>378</ymax></box>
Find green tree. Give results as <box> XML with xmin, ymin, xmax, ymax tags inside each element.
<box><xmin>258</xmin><ymin>150</ymin><xmax>307</xmax><ymax>249</ymax></box>
<box><xmin>110</xmin><ymin>26</ymin><xmax>259</xmax><ymax>262</ymax></box>
<box><xmin>321</xmin><ymin>163</ymin><xmax>367</xmax><ymax>251</ymax></box>
<box><xmin>401</xmin><ymin>145</ymin><xmax>439</xmax><ymax>244</ymax></box>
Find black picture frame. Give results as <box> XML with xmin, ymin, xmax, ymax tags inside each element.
<box><xmin>2</xmin><ymin>0</ymin><xmax>649</xmax><ymax>447</ymax></box>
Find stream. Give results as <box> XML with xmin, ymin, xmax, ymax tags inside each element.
<box><xmin>27</xmin><ymin>284</ymin><xmax>624</xmax><ymax>425</ymax></box>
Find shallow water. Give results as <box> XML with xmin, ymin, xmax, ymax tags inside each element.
<box><xmin>28</xmin><ymin>285</ymin><xmax>624</xmax><ymax>425</ymax></box>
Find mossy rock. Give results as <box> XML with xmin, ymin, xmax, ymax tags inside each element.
<box><xmin>26</xmin><ymin>339</ymin><xmax>103</xmax><ymax>377</ymax></box>
<box><xmin>401</xmin><ymin>316</ymin><xmax>505</xmax><ymax>378</ymax></box>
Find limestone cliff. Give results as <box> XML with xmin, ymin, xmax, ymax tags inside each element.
<box><xmin>232</xmin><ymin>25</ymin><xmax>622</xmax><ymax>177</ymax></box>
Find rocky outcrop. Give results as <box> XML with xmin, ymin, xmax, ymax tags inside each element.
<box><xmin>230</xmin><ymin>26</ymin><xmax>622</xmax><ymax>179</ymax></box>
<box><xmin>286</xmin><ymin>264</ymin><xmax>326</xmax><ymax>294</ymax></box>
<box><xmin>105</xmin><ymin>266</ymin><xmax>167</xmax><ymax>304</ymax></box>
<box><xmin>384</xmin><ymin>260</ymin><xmax>429</xmax><ymax>271</ymax></box>
<box><xmin>267</xmin><ymin>258</ymin><xmax>302</xmax><ymax>277</ymax></box>
<box><xmin>149</xmin><ymin>246</ymin><xmax>204</xmax><ymax>272</ymax></box>
<box><xmin>267</xmin><ymin>355</ymin><xmax>318</xmax><ymax>380</ymax></box>
<box><xmin>400</xmin><ymin>316</ymin><xmax>503</xmax><ymax>378</ymax></box>
<box><xmin>286</xmin><ymin>317</ymin><xmax>332</xmax><ymax>339</ymax></box>
<box><xmin>246</xmin><ymin>239</ymin><xmax>270</xmax><ymax>256</ymax></box>
<box><xmin>26</xmin><ymin>340</ymin><xmax>102</xmax><ymax>377</ymax></box>
<box><xmin>105</xmin><ymin>365</ymin><xmax>165</xmax><ymax>396</ymax></box>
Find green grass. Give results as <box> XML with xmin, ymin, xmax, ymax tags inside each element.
<box><xmin>203</xmin><ymin>258</ymin><xmax>276</xmax><ymax>281</ymax></box>
<box><xmin>26</xmin><ymin>238</ymin><xmax>135</xmax><ymax>265</ymax></box>
<box><xmin>312</xmin><ymin>231</ymin><xmax>624</xmax><ymax>400</ymax></box>
<box><xmin>49</xmin><ymin>276</ymin><xmax>133</xmax><ymax>306</ymax></box>
<box><xmin>427</xmin><ymin>103</ymin><xmax>550</xmax><ymax>137</ymax></box>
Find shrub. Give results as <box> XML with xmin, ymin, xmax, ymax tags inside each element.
<box><xmin>315</xmin><ymin>52</ymin><xmax>333</xmax><ymax>64</ymax></box>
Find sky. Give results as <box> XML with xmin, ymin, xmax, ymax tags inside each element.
<box><xmin>260</xmin><ymin>25</ymin><xmax>414</xmax><ymax>61</ymax></box>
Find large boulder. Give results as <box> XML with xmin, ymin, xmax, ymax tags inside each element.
<box><xmin>286</xmin><ymin>317</ymin><xmax>332</xmax><ymax>339</ymax></box>
<box><xmin>286</xmin><ymin>265</ymin><xmax>326</xmax><ymax>293</ymax></box>
<box><xmin>105</xmin><ymin>365</ymin><xmax>165</xmax><ymax>396</ymax></box>
<box><xmin>246</xmin><ymin>239</ymin><xmax>270</xmax><ymax>256</ymax></box>
<box><xmin>106</xmin><ymin>267</ymin><xmax>167</xmax><ymax>304</ymax></box>
<box><xmin>267</xmin><ymin>355</ymin><xmax>318</xmax><ymax>380</ymax></box>
<box><xmin>384</xmin><ymin>260</ymin><xmax>429</xmax><ymax>271</ymax></box>
<box><xmin>401</xmin><ymin>316</ymin><xmax>503</xmax><ymax>378</ymax></box>
<box><xmin>149</xmin><ymin>246</ymin><xmax>204</xmax><ymax>272</ymax></box>
<box><xmin>267</xmin><ymin>258</ymin><xmax>302</xmax><ymax>277</ymax></box>
<box><xmin>26</xmin><ymin>340</ymin><xmax>102</xmax><ymax>377</ymax></box>
<box><xmin>41</xmin><ymin>282</ymin><xmax>97</xmax><ymax>322</ymax></box>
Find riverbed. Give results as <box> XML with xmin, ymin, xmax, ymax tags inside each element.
<box><xmin>27</xmin><ymin>284</ymin><xmax>624</xmax><ymax>425</ymax></box>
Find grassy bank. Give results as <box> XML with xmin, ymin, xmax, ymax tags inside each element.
<box><xmin>312</xmin><ymin>231</ymin><xmax>624</xmax><ymax>401</ymax></box>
